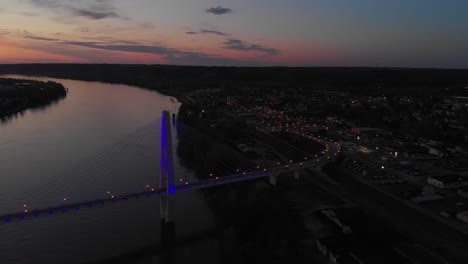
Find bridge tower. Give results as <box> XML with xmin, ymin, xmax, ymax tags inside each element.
<box><xmin>160</xmin><ymin>110</ymin><xmax>176</xmax><ymax>222</ymax></box>
<box><xmin>160</xmin><ymin>111</ymin><xmax>176</xmax><ymax>263</ymax></box>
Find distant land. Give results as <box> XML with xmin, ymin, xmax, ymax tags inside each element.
<box><xmin>0</xmin><ymin>64</ymin><xmax>467</xmax><ymax>96</ymax></box>
<box><xmin>0</xmin><ymin>78</ymin><xmax>67</xmax><ymax>121</ymax></box>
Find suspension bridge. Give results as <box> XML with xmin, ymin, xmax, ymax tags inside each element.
<box><xmin>0</xmin><ymin>110</ymin><xmax>340</xmax><ymax>225</ymax></box>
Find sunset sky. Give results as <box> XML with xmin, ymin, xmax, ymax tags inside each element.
<box><xmin>0</xmin><ymin>0</ymin><xmax>467</xmax><ymax>67</ymax></box>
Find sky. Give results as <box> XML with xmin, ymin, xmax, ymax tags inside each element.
<box><xmin>0</xmin><ymin>0</ymin><xmax>467</xmax><ymax>67</ymax></box>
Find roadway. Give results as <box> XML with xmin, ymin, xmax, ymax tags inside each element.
<box><xmin>0</xmin><ymin>161</ymin><xmax>329</xmax><ymax>225</ymax></box>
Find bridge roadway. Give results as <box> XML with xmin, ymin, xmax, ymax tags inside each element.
<box><xmin>1</xmin><ymin>126</ymin><xmax>340</xmax><ymax>225</ymax></box>
<box><xmin>0</xmin><ymin>156</ymin><xmax>334</xmax><ymax>225</ymax></box>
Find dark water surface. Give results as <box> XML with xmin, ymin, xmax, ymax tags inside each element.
<box><xmin>0</xmin><ymin>75</ymin><xmax>214</xmax><ymax>263</ymax></box>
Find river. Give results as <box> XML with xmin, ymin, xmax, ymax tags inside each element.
<box><xmin>0</xmin><ymin>75</ymin><xmax>215</xmax><ymax>263</ymax></box>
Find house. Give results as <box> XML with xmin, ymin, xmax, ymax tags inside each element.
<box><xmin>428</xmin><ymin>147</ymin><xmax>443</xmax><ymax>156</ymax></box>
<box><xmin>317</xmin><ymin>237</ymin><xmax>360</xmax><ymax>264</ymax></box>
<box><xmin>427</xmin><ymin>175</ymin><xmax>468</xmax><ymax>189</ymax></box>
<box><xmin>317</xmin><ymin>236</ymin><xmax>410</xmax><ymax>264</ymax></box>
<box><xmin>458</xmin><ymin>186</ymin><xmax>468</xmax><ymax>198</ymax></box>
<box><xmin>457</xmin><ymin>211</ymin><xmax>468</xmax><ymax>223</ymax></box>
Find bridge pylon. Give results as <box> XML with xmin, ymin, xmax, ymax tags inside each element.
<box><xmin>160</xmin><ymin>110</ymin><xmax>176</xmax><ymax>223</ymax></box>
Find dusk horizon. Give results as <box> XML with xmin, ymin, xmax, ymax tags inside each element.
<box><xmin>3</xmin><ymin>63</ymin><xmax>468</xmax><ymax>71</ymax></box>
<box><xmin>1</xmin><ymin>1</ymin><xmax>468</xmax><ymax>68</ymax></box>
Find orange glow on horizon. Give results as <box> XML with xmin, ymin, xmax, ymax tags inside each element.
<box><xmin>0</xmin><ymin>45</ymin><xmax>89</xmax><ymax>63</ymax></box>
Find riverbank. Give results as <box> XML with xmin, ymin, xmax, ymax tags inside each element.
<box><xmin>0</xmin><ymin>78</ymin><xmax>67</xmax><ymax>122</ymax></box>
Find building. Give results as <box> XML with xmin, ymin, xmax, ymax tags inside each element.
<box><xmin>427</xmin><ymin>175</ymin><xmax>468</xmax><ymax>189</ymax></box>
<box><xmin>316</xmin><ymin>236</ymin><xmax>410</xmax><ymax>264</ymax></box>
<box><xmin>237</xmin><ymin>112</ymin><xmax>257</xmax><ymax>125</ymax></box>
<box><xmin>458</xmin><ymin>186</ymin><xmax>468</xmax><ymax>198</ymax></box>
<box><xmin>428</xmin><ymin>147</ymin><xmax>443</xmax><ymax>157</ymax></box>
<box><xmin>457</xmin><ymin>211</ymin><xmax>468</xmax><ymax>223</ymax></box>
<box><xmin>350</xmin><ymin>127</ymin><xmax>387</xmax><ymax>138</ymax></box>
<box><xmin>317</xmin><ymin>237</ymin><xmax>363</xmax><ymax>264</ymax></box>
<box><xmin>357</xmin><ymin>145</ymin><xmax>373</xmax><ymax>154</ymax></box>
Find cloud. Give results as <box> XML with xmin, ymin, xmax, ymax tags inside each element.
<box><xmin>24</xmin><ymin>35</ymin><xmax>59</xmax><ymax>41</ymax></box>
<box><xmin>30</xmin><ymin>0</ymin><xmax>62</xmax><ymax>9</ymax></box>
<box><xmin>30</xmin><ymin>0</ymin><xmax>121</xmax><ymax>20</ymax></box>
<box><xmin>16</xmin><ymin>30</ymin><xmax>261</xmax><ymax>66</ymax></box>
<box><xmin>62</xmin><ymin>41</ymin><xmax>188</xmax><ymax>56</ymax></box>
<box><xmin>19</xmin><ymin>12</ymin><xmax>41</xmax><ymax>17</ymax></box>
<box><xmin>223</xmin><ymin>39</ymin><xmax>280</xmax><ymax>56</ymax></box>
<box><xmin>200</xmin><ymin>29</ymin><xmax>228</xmax><ymax>36</ymax></box>
<box><xmin>22</xmin><ymin>32</ymin><xmax>140</xmax><ymax>47</ymax></box>
<box><xmin>165</xmin><ymin>53</ymin><xmax>241</xmax><ymax>66</ymax></box>
<box><xmin>60</xmin><ymin>41</ymin><xmax>245</xmax><ymax>65</ymax></box>
<box><xmin>113</xmin><ymin>40</ymin><xmax>139</xmax><ymax>45</ymax></box>
<box><xmin>205</xmin><ymin>6</ymin><xmax>232</xmax><ymax>15</ymax></box>
<box><xmin>186</xmin><ymin>29</ymin><xmax>229</xmax><ymax>36</ymax></box>
<box><xmin>0</xmin><ymin>30</ymin><xmax>10</xmax><ymax>36</ymax></box>
<box><xmin>139</xmin><ymin>22</ymin><xmax>155</xmax><ymax>29</ymax></box>
<box><xmin>69</xmin><ymin>7</ymin><xmax>118</xmax><ymax>19</ymax></box>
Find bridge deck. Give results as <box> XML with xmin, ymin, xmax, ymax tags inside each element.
<box><xmin>0</xmin><ymin>161</ymin><xmax>319</xmax><ymax>225</ymax></box>
<box><xmin>1</xmin><ymin>124</ymin><xmax>339</xmax><ymax>225</ymax></box>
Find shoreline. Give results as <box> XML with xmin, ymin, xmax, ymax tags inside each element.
<box><xmin>0</xmin><ymin>74</ymin><xmax>187</xmax><ymax>115</ymax></box>
<box><xmin>0</xmin><ymin>77</ymin><xmax>67</xmax><ymax>122</ymax></box>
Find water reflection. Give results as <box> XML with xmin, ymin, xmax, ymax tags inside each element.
<box><xmin>0</xmin><ymin>97</ymin><xmax>66</xmax><ymax>124</ymax></box>
<box><xmin>0</xmin><ymin>75</ymin><xmax>214</xmax><ymax>264</ymax></box>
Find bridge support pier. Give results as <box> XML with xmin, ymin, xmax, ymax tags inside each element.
<box><xmin>160</xmin><ymin>195</ymin><xmax>167</xmax><ymax>220</ymax></box>
<box><xmin>294</xmin><ymin>170</ymin><xmax>300</xmax><ymax>180</ymax></box>
<box><xmin>160</xmin><ymin>218</ymin><xmax>176</xmax><ymax>264</ymax></box>
<box><xmin>269</xmin><ymin>174</ymin><xmax>277</xmax><ymax>186</ymax></box>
